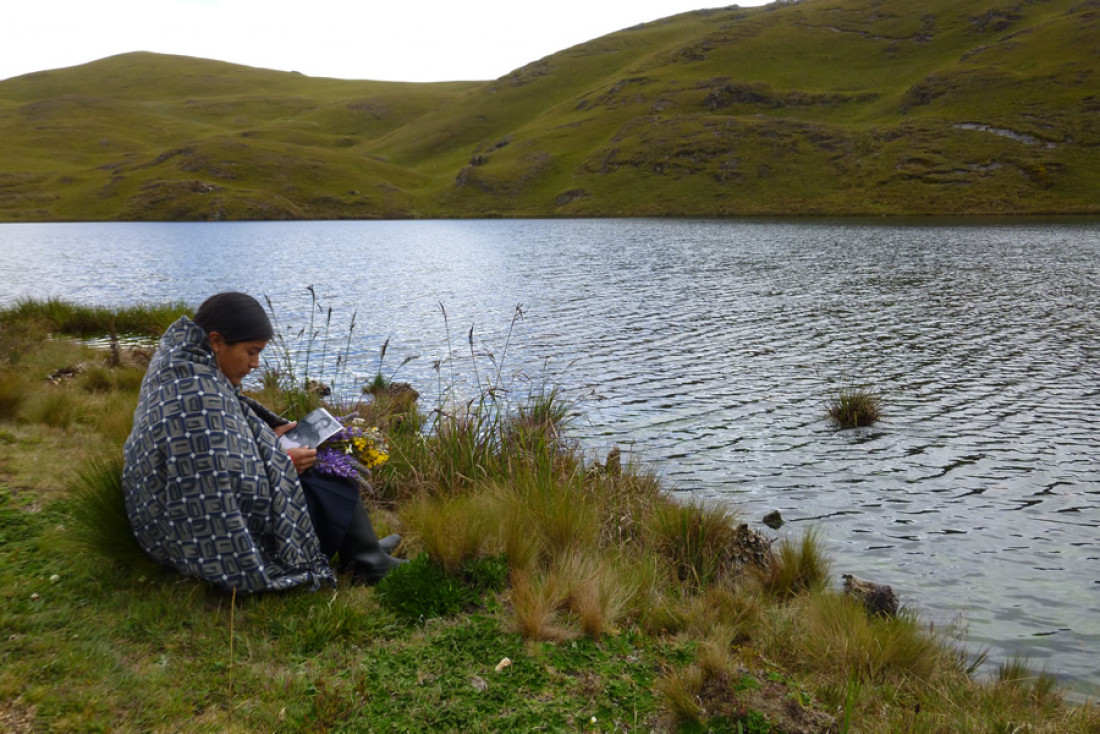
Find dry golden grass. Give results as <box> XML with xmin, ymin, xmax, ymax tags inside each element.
<box><xmin>493</xmin><ymin>496</ymin><xmax>545</xmax><ymax>575</ymax></box>
<box><xmin>656</xmin><ymin>663</ymin><xmax>706</xmax><ymax>726</ymax></box>
<box><xmin>799</xmin><ymin>594</ymin><xmax>947</xmax><ymax>684</ymax></box>
<box><xmin>696</xmin><ymin>627</ymin><xmax>738</xmax><ymax>679</ymax></box>
<box><xmin>754</xmin><ymin>528</ymin><xmax>832</xmax><ymax>600</ymax></box>
<box><xmin>645</xmin><ymin>498</ymin><xmax>744</xmax><ymax>590</ymax></box>
<box><xmin>583</xmin><ymin>467</ymin><xmax>664</xmax><ymax>549</ymax></box>
<box><xmin>554</xmin><ymin>549</ymin><xmax>640</xmax><ymax>639</ymax></box>
<box><xmin>399</xmin><ymin>493</ymin><xmax>492</xmax><ymax>574</ymax></box>
<box><xmin>509</xmin><ymin>568</ymin><xmax>574</xmax><ymax>642</ymax></box>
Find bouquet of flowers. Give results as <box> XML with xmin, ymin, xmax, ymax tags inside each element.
<box><xmin>313</xmin><ymin>414</ymin><xmax>389</xmax><ymax>480</ymax></box>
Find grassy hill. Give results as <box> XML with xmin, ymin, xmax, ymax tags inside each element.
<box><xmin>1</xmin><ymin>0</ymin><xmax>1097</xmax><ymax>220</ymax></box>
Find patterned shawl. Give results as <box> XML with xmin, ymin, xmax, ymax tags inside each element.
<box><xmin>122</xmin><ymin>316</ymin><xmax>336</xmax><ymax>593</ymax></box>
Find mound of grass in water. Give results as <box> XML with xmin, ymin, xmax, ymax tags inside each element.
<box><xmin>826</xmin><ymin>386</ymin><xmax>882</xmax><ymax>428</ymax></box>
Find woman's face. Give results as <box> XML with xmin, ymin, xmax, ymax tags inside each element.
<box><xmin>209</xmin><ymin>333</ymin><xmax>268</xmax><ymax>385</ymax></box>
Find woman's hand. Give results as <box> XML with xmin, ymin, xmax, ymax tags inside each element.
<box><xmin>286</xmin><ymin>447</ymin><xmax>317</xmax><ymax>474</ymax></box>
<box><xmin>274</xmin><ymin>423</ymin><xmax>317</xmax><ymax>474</ymax></box>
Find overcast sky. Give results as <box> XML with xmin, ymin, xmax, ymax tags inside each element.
<box><xmin>4</xmin><ymin>0</ymin><xmax>773</xmax><ymax>84</ymax></box>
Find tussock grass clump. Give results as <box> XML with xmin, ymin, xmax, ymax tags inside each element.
<box><xmin>755</xmin><ymin>529</ymin><xmax>831</xmax><ymax>601</ymax></box>
<box><xmin>492</xmin><ymin>496</ymin><xmax>545</xmax><ymax>574</ymax></box>
<box><xmin>0</xmin><ymin>370</ymin><xmax>28</xmax><ymax>419</ymax></box>
<box><xmin>22</xmin><ymin>386</ymin><xmax>81</xmax><ymax>428</ymax></box>
<box><xmin>509</xmin><ymin>472</ymin><xmax>601</xmax><ymax>560</ymax></box>
<box><xmin>646</xmin><ymin>499</ymin><xmax>744</xmax><ymax>591</ymax></box>
<box><xmin>77</xmin><ymin>363</ymin><xmax>146</xmax><ymax>394</ymax></box>
<box><xmin>377</xmin><ymin>386</ymin><xmax>577</xmax><ymax>504</ymax></box>
<box><xmin>997</xmin><ymin>658</ymin><xmax>1063</xmax><ymax>708</ymax></box>
<box><xmin>552</xmin><ymin>548</ymin><xmax>640</xmax><ymax>639</ymax></box>
<box><xmin>655</xmin><ymin>636</ymin><xmax>807</xmax><ymax>733</ymax></box>
<box><xmin>66</xmin><ymin>456</ymin><xmax>155</xmax><ymax>571</ymax></box>
<box><xmin>399</xmin><ymin>493</ymin><xmax>493</xmax><ymax>573</ymax></box>
<box><xmin>796</xmin><ymin>593</ymin><xmax>948</xmax><ymax>685</ymax></box>
<box><xmin>656</xmin><ymin>663</ymin><xmax>706</xmax><ymax>726</ymax></box>
<box><xmin>643</xmin><ymin>585</ymin><xmax>764</xmax><ymax>641</ymax></box>
<box><xmin>398</xmin><ymin>464</ymin><xmax>644</xmax><ymax>640</ymax></box>
<box><xmin>510</xmin><ymin>567</ymin><xmax>574</xmax><ymax>642</ymax></box>
<box><xmin>826</xmin><ymin>386</ymin><xmax>882</xmax><ymax>428</ymax></box>
<box><xmin>379</xmin><ymin>407</ymin><xmax>502</xmax><ymax>499</ymax></box>
<box><xmin>502</xmin><ymin>387</ymin><xmax>572</xmax><ymax>456</ymax></box>
<box><xmin>586</xmin><ymin>465</ymin><xmax>664</xmax><ymax>548</ymax></box>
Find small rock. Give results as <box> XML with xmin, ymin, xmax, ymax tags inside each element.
<box><xmin>762</xmin><ymin>510</ymin><xmax>784</xmax><ymax>529</ymax></box>
<box><xmin>732</xmin><ymin>523</ymin><xmax>775</xmax><ymax>570</ymax></box>
<box><xmin>843</xmin><ymin>574</ymin><xmax>898</xmax><ymax>617</ymax></box>
<box><xmin>494</xmin><ymin>657</ymin><xmax>512</xmax><ymax>672</ymax></box>
<box><xmin>305</xmin><ymin>379</ymin><xmax>331</xmax><ymax>396</ymax></box>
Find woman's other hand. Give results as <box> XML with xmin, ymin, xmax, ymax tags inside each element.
<box><xmin>286</xmin><ymin>447</ymin><xmax>317</xmax><ymax>474</ymax></box>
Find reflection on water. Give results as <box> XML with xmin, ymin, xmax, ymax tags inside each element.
<box><xmin>2</xmin><ymin>218</ymin><xmax>1098</xmax><ymax>697</ymax></box>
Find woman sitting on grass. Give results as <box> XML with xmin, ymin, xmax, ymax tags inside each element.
<box><xmin>122</xmin><ymin>292</ymin><xmax>403</xmax><ymax>593</ymax></box>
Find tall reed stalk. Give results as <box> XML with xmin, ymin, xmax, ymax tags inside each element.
<box><xmin>260</xmin><ymin>289</ymin><xmax>373</xmax><ymax>418</ymax></box>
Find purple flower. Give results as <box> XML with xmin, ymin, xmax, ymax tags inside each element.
<box><xmin>313</xmin><ymin>447</ymin><xmax>359</xmax><ymax>478</ymax></box>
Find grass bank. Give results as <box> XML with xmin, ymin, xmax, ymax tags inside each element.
<box><xmin>2</xmin><ymin>0</ymin><xmax>1099</xmax><ymax>220</ymax></box>
<box><xmin>1</xmin><ymin>301</ymin><xmax>1097</xmax><ymax>732</ymax></box>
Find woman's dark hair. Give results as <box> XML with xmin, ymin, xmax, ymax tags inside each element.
<box><xmin>193</xmin><ymin>292</ymin><xmax>274</xmax><ymax>344</ymax></box>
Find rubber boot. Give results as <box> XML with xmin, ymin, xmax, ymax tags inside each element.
<box><xmin>338</xmin><ymin>500</ymin><xmax>406</xmax><ymax>585</ymax></box>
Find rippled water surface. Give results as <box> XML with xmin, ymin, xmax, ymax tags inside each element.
<box><xmin>3</xmin><ymin>219</ymin><xmax>1098</xmax><ymax>696</ymax></box>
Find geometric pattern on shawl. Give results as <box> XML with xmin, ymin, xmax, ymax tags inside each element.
<box><xmin>122</xmin><ymin>316</ymin><xmax>336</xmax><ymax>593</ymax></box>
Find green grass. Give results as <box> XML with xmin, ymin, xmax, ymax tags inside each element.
<box><xmin>65</xmin><ymin>455</ymin><xmax>158</xmax><ymax>572</ymax></box>
<box><xmin>0</xmin><ymin>297</ymin><xmax>189</xmax><ymax>338</ymax></box>
<box><xmin>2</xmin><ymin>301</ymin><xmax>1099</xmax><ymax>732</ymax></box>
<box><xmin>1</xmin><ymin>0</ymin><xmax>1098</xmax><ymax>220</ymax></box>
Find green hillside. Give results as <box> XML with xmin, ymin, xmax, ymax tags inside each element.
<box><xmin>1</xmin><ymin>0</ymin><xmax>1097</xmax><ymax>220</ymax></box>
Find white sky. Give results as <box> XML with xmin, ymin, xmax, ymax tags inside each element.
<box><xmin>3</xmin><ymin>0</ymin><xmax>772</xmax><ymax>84</ymax></box>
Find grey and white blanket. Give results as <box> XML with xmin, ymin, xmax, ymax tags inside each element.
<box><xmin>122</xmin><ymin>316</ymin><xmax>335</xmax><ymax>592</ymax></box>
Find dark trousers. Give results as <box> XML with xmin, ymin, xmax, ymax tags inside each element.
<box><xmin>298</xmin><ymin>472</ymin><xmax>360</xmax><ymax>558</ymax></box>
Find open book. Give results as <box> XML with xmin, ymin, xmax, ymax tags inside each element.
<box><xmin>278</xmin><ymin>407</ymin><xmax>343</xmax><ymax>449</ymax></box>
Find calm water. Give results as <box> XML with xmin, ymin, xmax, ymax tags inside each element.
<box><xmin>2</xmin><ymin>219</ymin><xmax>1098</xmax><ymax>697</ymax></box>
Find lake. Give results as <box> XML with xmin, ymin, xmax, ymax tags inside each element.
<box><xmin>2</xmin><ymin>218</ymin><xmax>1098</xmax><ymax>698</ymax></box>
